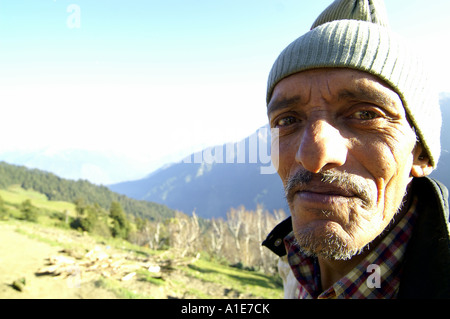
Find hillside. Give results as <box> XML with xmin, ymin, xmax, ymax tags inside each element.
<box><xmin>0</xmin><ymin>222</ymin><xmax>283</xmax><ymax>299</ymax></box>
<box><xmin>109</xmin><ymin>126</ymin><xmax>286</xmax><ymax>219</ymax></box>
<box><xmin>0</xmin><ymin>186</ymin><xmax>283</xmax><ymax>299</ymax></box>
<box><xmin>0</xmin><ymin>161</ymin><xmax>175</xmax><ymax>221</ymax></box>
<box><xmin>0</xmin><ymin>222</ymin><xmax>282</xmax><ymax>299</ymax></box>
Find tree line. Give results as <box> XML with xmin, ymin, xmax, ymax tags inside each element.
<box><xmin>131</xmin><ymin>205</ymin><xmax>287</xmax><ymax>274</ymax></box>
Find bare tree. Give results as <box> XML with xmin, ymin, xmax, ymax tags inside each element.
<box><xmin>210</xmin><ymin>218</ymin><xmax>226</xmax><ymax>256</ymax></box>
<box><xmin>222</xmin><ymin>205</ymin><xmax>287</xmax><ymax>273</ymax></box>
<box><xmin>130</xmin><ymin>205</ymin><xmax>287</xmax><ymax>275</ymax></box>
<box><xmin>226</xmin><ymin>207</ymin><xmax>244</xmax><ymax>251</ymax></box>
<box><xmin>168</xmin><ymin>211</ymin><xmax>201</xmax><ymax>257</ymax></box>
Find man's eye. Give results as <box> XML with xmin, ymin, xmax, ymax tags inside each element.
<box><xmin>351</xmin><ymin>110</ymin><xmax>379</xmax><ymax>120</ymax></box>
<box><xmin>276</xmin><ymin>116</ymin><xmax>297</xmax><ymax>127</ymax></box>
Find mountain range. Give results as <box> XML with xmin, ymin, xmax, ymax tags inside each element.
<box><xmin>429</xmin><ymin>94</ymin><xmax>450</xmax><ymax>189</ymax></box>
<box><xmin>109</xmin><ymin>126</ymin><xmax>287</xmax><ymax>219</ymax></box>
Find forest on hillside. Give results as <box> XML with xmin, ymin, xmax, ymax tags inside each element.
<box><xmin>0</xmin><ymin>161</ymin><xmax>175</xmax><ymax>221</ymax></box>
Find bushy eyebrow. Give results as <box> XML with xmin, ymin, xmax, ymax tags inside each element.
<box><xmin>267</xmin><ymin>86</ymin><xmax>398</xmax><ymax>117</ymax></box>
<box><xmin>337</xmin><ymin>87</ymin><xmax>395</xmax><ymax>107</ymax></box>
<box><xmin>267</xmin><ymin>95</ymin><xmax>303</xmax><ymax>116</ymax></box>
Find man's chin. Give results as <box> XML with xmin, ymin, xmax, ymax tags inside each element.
<box><xmin>293</xmin><ymin>228</ymin><xmax>366</xmax><ymax>261</ymax></box>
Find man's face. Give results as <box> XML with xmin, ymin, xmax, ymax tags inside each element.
<box><xmin>268</xmin><ymin>68</ymin><xmax>419</xmax><ymax>260</ymax></box>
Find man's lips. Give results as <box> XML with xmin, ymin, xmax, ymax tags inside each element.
<box><xmin>291</xmin><ymin>184</ymin><xmax>356</xmax><ymax>205</ymax></box>
<box><xmin>296</xmin><ymin>184</ymin><xmax>355</xmax><ymax>197</ymax></box>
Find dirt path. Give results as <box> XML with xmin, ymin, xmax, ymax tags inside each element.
<box><xmin>0</xmin><ymin>223</ymin><xmax>117</xmax><ymax>299</ymax></box>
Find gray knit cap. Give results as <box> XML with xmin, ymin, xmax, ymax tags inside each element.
<box><xmin>267</xmin><ymin>0</ymin><xmax>441</xmax><ymax>168</ymax></box>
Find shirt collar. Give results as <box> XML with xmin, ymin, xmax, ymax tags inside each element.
<box><xmin>284</xmin><ymin>196</ymin><xmax>419</xmax><ymax>299</ymax></box>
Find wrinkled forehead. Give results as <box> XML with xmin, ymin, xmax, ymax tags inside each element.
<box><xmin>267</xmin><ymin>68</ymin><xmax>405</xmax><ymax>117</ymax></box>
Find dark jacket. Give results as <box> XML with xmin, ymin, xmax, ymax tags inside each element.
<box><xmin>262</xmin><ymin>177</ymin><xmax>450</xmax><ymax>299</ymax></box>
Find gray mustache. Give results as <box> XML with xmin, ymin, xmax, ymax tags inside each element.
<box><xmin>284</xmin><ymin>169</ymin><xmax>374</xmax><ymax>207</ymax></box>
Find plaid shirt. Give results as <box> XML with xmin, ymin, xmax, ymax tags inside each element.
<box><xmin>284</xmin><ymin>196</ymin><xmax>419</xmax><ymax>299</ymax></box>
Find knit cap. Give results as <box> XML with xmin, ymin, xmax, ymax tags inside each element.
<box><xmin>266</xmin><ymin>0</ymin><xmax>441</xmax><ymax>168</ymax></box>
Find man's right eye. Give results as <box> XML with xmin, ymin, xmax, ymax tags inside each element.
<box><xmin>275</xmin><ymin>116</ymin><xmax>297</xmax><ymax>127</ymax></box>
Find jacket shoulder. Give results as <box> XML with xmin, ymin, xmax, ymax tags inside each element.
<box><xmin>262</xmin><ymin>217</ymin><xmax>292</xmax><ymax>257</ymax></box>
<box><xmin>416</xmin><ymin>177</ymin><xmax>449</xmax><ymax>228</ymax></box>
<box><xmin>399</xmin><ymin>177</ymin><xmax>450</xmax><ymax>298</ymax></box>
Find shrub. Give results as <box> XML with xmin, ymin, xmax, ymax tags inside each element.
<box><xmin>20</xmin><ymin>199</ymin><xmax>38</xmax><ymax>222</ymax></box>
<box><xmin>0</xmin><ymin>196</ymin><xmax>8</xmax><ymax>220</ymax></box>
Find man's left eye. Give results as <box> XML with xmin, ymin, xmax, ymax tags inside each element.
<box><xmin>351</xmin><ymin>110</ymin><xmax>379</xmax><ymax>120</ymax></box>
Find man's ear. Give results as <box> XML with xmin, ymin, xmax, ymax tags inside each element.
<box><xmin>411</xmin><ymin>143</ymin><xmax>433</xmax><ymax>178</ymax></box>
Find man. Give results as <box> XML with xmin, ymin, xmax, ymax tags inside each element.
<box><xmin>262</xmin><ymin>0</ymin><xmax>450</xmax><ymax>298</ymax></box>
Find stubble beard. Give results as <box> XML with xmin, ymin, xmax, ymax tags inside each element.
<box><xmin>292</xmin><ymin>222</ymin><xmax>369</xmax><ymax>260</ymax></box>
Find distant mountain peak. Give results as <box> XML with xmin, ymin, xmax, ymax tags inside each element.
<box><xmin>109</xmin><ymin>124</ymin><xmax>286</xmax><ymax>218</ymax></box>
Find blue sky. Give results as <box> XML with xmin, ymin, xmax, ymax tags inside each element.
<box><xmin>0</xmin><ymin>0</ymin><xmax>449</xmax><ymax>183</ymax></box>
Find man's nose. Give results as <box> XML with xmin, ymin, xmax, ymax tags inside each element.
<box><xmin>295</xmin><ymin>119</ymin><xmax>347</xmax><ymax>173</ymax></box>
